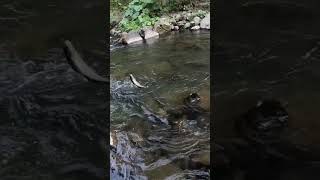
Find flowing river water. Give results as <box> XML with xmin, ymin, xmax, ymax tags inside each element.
<box><xmin>0</xmin><ymin>1</ymin><xmax>108</xmax><ymax>179</ymax></box>
<box><xmin>110</xmin><ymin>31</ymin><xmax>210</xmax><ymax>179</ymax></box>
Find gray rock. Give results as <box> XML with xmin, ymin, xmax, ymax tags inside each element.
<box><xmin>186</xmin><ymin>13</ymin><xmax>192</xmax><ymax>20</ymax></box>
<box><xmin>169</xmin><ymin>18</ymin><xmax>176</xmax><ymax>25</ymax></box>
<box><xmin>154</xmin><ymin>17</ymin><xmax>171</xmax><ymax>34</ymax></box>
<box><xmin>191</xmin><ymin>25</ymin><xmax>200</xmax><ymax>31</ymax></box>
<box><xmin>174</xmin><ymin>26</ymin><xmax>179</xmax><ymax>31</ymax></box>
<box><xmin>184</xmin><ymin>22</ymin><xmax>191</xmax><ymax>29</ymax></box>
<box><xmin>141</xmin><ymin>28</ymin><xmax>159</xmax><ymax>40</ymax></box>
<box><xmin>110</xmin><ymin>29</ymin><xmax>116</xmax><ymax>36</ymax></box>
<box><xmin>193</xmin><ymin>16</ymin><xmax>201</xmax><ymax>25</ymax></box>
<box><xmin>177</xmin><ymin>20</ymin><xmax>186</xmax><ymax>27</ymax></box>
<box><xmin>190</xmin><ymin>21</ymin><xmax>195</xmax><ymax>26</ymax></box>
<box><xmin>121</xmin><ymin>31</ymin><xmax>143</xmax><ymax>45</ymax></box>
<box><xmin>200</xmin><ymin>13</ymin><xmax>210</xmax><ymax>29</ymax></box>
<box><xmin>175</xmin><ymin>14</ymin><xmax>182</xmax><ymax>21</ymax></box>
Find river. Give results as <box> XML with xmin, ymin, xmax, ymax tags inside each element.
<box><xmin>110</xmin><ymin>31</ymin><xmax>210</xmax><ymax>179</ymax></box>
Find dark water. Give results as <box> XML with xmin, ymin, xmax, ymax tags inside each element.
<box><xmin>214</xmin><ymin>0</ymin><xmax>320</xmax><ymax>179</ymax></box>
<box><xmin>0</xmin><ymin>1</ymin><xmax>108</xmax><ymax>179</ymax></box>
<box><xmin>110</xmin><ymin>31</ymin><xmax>210</xmax><ymax>179</ymax></box>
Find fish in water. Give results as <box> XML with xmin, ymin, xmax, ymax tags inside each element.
<box><xmin>63</xmin><ymin>40</ymin><xmax>109</xmax><ymax>83</ymax></box>
<box><xmin>129</xmin><ymin>74</ymin><xmax>147</xmax><ymax>88</ymax></box>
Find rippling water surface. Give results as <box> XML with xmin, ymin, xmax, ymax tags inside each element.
<box><xmin>110</xmin><ymin>31</ymin><xmax>210</xmax><ymax>179</ymax></box>
<box><xmin>0</xmin><ymin>0</ymin><xmax>108</xmax><ymax>179</ymax></box>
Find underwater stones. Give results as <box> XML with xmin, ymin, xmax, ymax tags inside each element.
<box><xmin>145</xmin><ymin>164</ymin><xmax>182</xmax><ymax>179</ymax></box>
<box><xmin>200</xmin><ymin>13</ymin><xmax>210</xmax><ymax>29</ymax></box>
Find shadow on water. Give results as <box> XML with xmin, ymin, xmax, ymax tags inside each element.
<box><xmin>0</xmin><ymin>0</ymin><xmax>108</xmax><ymax>179</ymax></box>
<box><xmin>110</xmin><ymin>31</ymin><xmax>210</xmax><ymax>179</ymax></box>
<box><xmin>214</xmin><ymin>0</ymin><xmax>320</xmax><ymax>179</ymax></box>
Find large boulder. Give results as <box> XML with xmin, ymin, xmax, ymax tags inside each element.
<box><xmin>154</xmin><ymin>17</ymin><xmax>172</xmax><ymax>34</ymax></box>
<box><xmin>140</xmin><ymin>28</ymin><xmax>159</xmax><ymax>40</ymax></box>
<box><xmin>200</xmin><ymin>13</ymin><xmax>210</xmax><ymax>29</ymax></box>
<box><xmin>121</xmin><ymin>31</ymin><xmax>143</xmax><ymax>45</ymax></box>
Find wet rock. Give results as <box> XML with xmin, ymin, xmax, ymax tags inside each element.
<box><xmin>193</xmin><ymin>16</ymin><xmax>201</xmax><ymax>25</ymax></box>
<box><xmin>184</xmin><ymin>22</ymin><xmax>191</xmax><ymax>29</ymax></box>
<box><xmin>121</xmin><ymin>31</ymin><xmax>143</xmax><ymax>45</ymax></box>
<box><xmin>191</xmin><ymin>25</ymin><xmax>200</xmax><ymax>31</ymax></box>
<box><xmin>174</xmin><ymin>26</ymin><xmax>179</xmax><ymax>31</ymax></box>
<box><xmin>140</xmin><ymin>28</ymin><xmax>159</xmax><ymax>40</ymax></box>
<box><xmin>200</xmin><ymin>13</ymin><xmax>210</xmax><ymax>29</ymax></box>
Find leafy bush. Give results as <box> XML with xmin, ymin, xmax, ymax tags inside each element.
<box><xmin>193</xmin><ymin>9</ymin><xmax>207</xmax><ymax>18</ymax></box>
<box><xmin>119</xmin><ymin>0</ymin><xmax>161</xmax><ymax>32</ymax></box>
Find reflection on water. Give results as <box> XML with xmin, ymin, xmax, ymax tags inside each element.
<box><xmin>110</xmin><ymin>31</ymin><xmax>210</xmax><ymax>179</ymax></box>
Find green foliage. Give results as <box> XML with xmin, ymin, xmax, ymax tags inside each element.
<box><xmin>111</xmin><ymin>0</ymin><xmax>130</xmax><ymax>11</ymax></box>
<box><xmin>161</xmin><ymin>0</ymin><xmax>192</xmax><ymax>12</ymax></box>
<box><xmin>193</xmin><ymin>9</ymin><xmax>207</xmax><ymax>18</ymax></box>
<box><xmin>119</xmin><ymin>0</ymin><xmax>161</xmax><ymax>32</ymax></box>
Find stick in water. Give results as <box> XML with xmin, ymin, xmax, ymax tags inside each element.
<box><xmin>129</xmin><ymin>74</ymin><xmax>147</xmax><ymax>88</ymax></box>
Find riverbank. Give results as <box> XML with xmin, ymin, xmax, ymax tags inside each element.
<box><xmin>110</xmin><ymin>1</ymin><xmax>210</xmax><ymax>46</ymax></box>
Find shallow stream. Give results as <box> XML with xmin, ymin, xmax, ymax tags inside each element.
<box><xmin>110</xmin><ymin>31</ymin><xmax>210</xmax><ymax>179</ymax></box>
